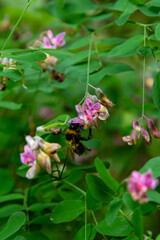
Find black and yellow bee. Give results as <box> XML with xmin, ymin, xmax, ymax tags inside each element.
<box><xmin>65</xmin><ymin>123</ymin><xmax>92</xmax><ymax>155</ymax></box>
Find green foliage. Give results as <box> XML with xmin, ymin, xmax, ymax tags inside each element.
<box><xmin>0</xmin><ymin>211</ymin><xmax>26</xmax><ymax>240</ymax></box>
<box><xmin>73</xmin><ymin>224</ymin><xmax>96</xmax><ymax>240</ymax></box>
<box><xmin>51</xmin><ymin>200</ymin><xmax>85</xmax><ymax>223</ymax></box>
<box><xmin>0</xmin><ymin>169</ymin><xmax>14</xmax><ymax>195</ymax></box>
<box><xmin>96</xmin><ymin>217</ymin><xmax>133</xmax><ymax>237</ymax></box>
<box><xmin>153</xmin><ymin>72</ymin><xmax>160</xmax><ymax>111</ymax></box>
<box><xmin>140</xmin><ymin>157</ymin><xmax>160</xmax><ymax>177</ymax></box>
<box><xmin>132</xmin><ymin>208</ymin><xmax>143</xmax><ymax>239</ymax></box>
<box><xmin>105</xmin><ymin>198</ymin><xmax>123</xmax><ymax>225</ymax></box>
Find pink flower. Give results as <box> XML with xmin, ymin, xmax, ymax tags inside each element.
<box><xmin>147</xmin><ymin>118</ymin><xmax>160</xmax><ymax>139</ymax></box>
<box><xmin>20</xmin><ymin>145</ymin><xmax>36</xmax><ymax>166</ymax></box>
<box><xmin>43</xmin><ymin>30</ymin><xmax>66</xmax><ymax>49</ymax></box>
<box><xmin>127</xmin><ymin>170</ymin><xmax>159</xmax><ymax>203</ymax></box>
<box><xmin>123</xmin><ymin>120</ymin><xmax>151</xmax><ymax>145</ymax></box>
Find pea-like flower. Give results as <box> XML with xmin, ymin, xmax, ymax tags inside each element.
<box><xmin>20</xmin><ymin>135</ymin><xmax>62</xmax><ymax>179</ymax></box>
<box><xmin>127</xmin><ymin>170</ymin><xmax>159</xmax><ymax>203</ymax></box>
<box><xmin>43</xmin><ymin>30</ymin><xmax>66</xmax><ymax>49</ymax></box>
<box><xmin>68</xmin><ymin>97</ymin><xmax>109</xmax><ymax>129</ymax></box>
<box><xmin>123</xmin><ymin>120</ymin><xmax>151</xmax><ymax>145</ymax></box>
<box><xmin>147</xmin><ymin>118</ymin><xmax>160</xmax><ymax>139</ymax></box>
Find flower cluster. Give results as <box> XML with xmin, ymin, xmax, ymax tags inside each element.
<box><xmin>122</xmin><ymin>118</ymin><xmax>160</xmax><ymax>145</ymax></box>
<box><xmin>68</xmin><ymin>88</ymin><xmax>115</xmax><ymax>129</ymax></box>
<box><xmin>20</xmin><ymin>135</ymin><xmax>61</xmax><ymax>179</ymax></box>
<box><xmin>43</xmin><ymin>30</ymin><xmax>66</xmax><ymax>49</ymax></box>
<box><xmin>127</xmin><ymin>170</ymin><xmax>159</xmax><ymax>203</ymax></box>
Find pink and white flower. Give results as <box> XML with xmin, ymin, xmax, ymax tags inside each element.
<box><xmin>68</xmin><ymin>97</ymin><xmax>109</xmax><ymax>128</ymax></box>
<box><xmin>20</xmin><ymin>145</ymin><xmax>36</xmax><ymax>166</ymax></box>
<box><xmin>43</xmin><ymin>30</ymin><xmax>66</xmax><ymax>49</ymax></box>
<box><xmin>127</xmin><ymin>170</ymin><xmax>159</xmax><ymax>203</ymax></box>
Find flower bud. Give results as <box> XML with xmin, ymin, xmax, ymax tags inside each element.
<box><xmin>122</xmin><ymin>135</ymin><xmax>134</xmax><ymax>145</ymax></box>
<box><xmin>36</xmin><ymin>126</ymin><xmax>45</xmax><ymax>132</ymax></box>
<box><xmin>26</xmin><ymin>161</ymin><xmax>41</xmax><ymax>179</ymax></box>
<box><xmin>95</xmin><ymin>88</ymin><xmax>115</xmax><ymax>108</ymax></box>
<box><xmin>147</xmin><ymin>118</ymin><xmax>160</xmax><ymax>138</ymax></box>
<box><xmin>37</xmin><ymin>149</ymin><xmax>51</xmax><ymax>174</ymax></box>
<box><xmin>141</xmin><ymin>128</ymin><xmax>151</xmax><ymax>145</ymax></box>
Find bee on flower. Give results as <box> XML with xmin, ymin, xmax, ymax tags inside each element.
<box><xmin>20</xmin><ymin>135</ymin><xmax>61</xmax><ymax>179</ymax></box>
<box><xmin>66</xmin><ymin>87</ymin><xmax>115</xmax><ymax>154</ymax></box>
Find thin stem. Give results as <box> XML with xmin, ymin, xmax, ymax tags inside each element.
<box><xmin>119</xmin><ymin>209</ymin><xmax>134</xmax><ymax>228</ymax></box>
<box><xmin>91</xmin><ymin>211</ymin><xmax>107</xmax><ymax>240</ymax></box>
<box><xmin>85</xmin><ymin>195</ymin><xmax>87</xmax><ymax>240</ymax></box>
<box><xmin>24</xmin><ymin>188</ymin><xmax>30</xmax><ymax>233</ymax></box>
<box><xmin>63</xmin><ymin>180</ymin><xmax>86</xmax><ymax>195</ymax></box>
<box><xmin>88</xmin><ymin>83</ymin><xmax>97</xmax><ymax>90</ymax></box>
<box><xmin>1</xmin><ymin>0</ymin><xmax>34</xmax><ymax>51</ymax></box>
<box><xmin>43</xmin><ymin>115</ymin><xmax>69</xmax><ymax>131</ymax></box>
<box><xmin>94</xmin><ymin>21</ymin><xmax>115</xmax><ymax>34</ymax></box>
<box><xmin>60</xmin><ymin>148</ymin><xmax>68</xmax><ymax>178</ymax></box>
<box><xmin>85</xmin><ymin>33</ymin><xmax>94</xmax><ymax>97</ymax></box>
<box><xmin>142</xmin><ymin>26</ymin><xmax>146</xmax><ymax>120</ymax></box>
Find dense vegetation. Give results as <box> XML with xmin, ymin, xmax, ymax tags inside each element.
<box><xmin>1</xmin><ymin>0</ymin><xmax>160</xmax><ymax>239</ymax></box>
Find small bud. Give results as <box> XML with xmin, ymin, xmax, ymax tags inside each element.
<box><xmin>36</xmin><ymin>126</ymin><xmax>45</xmax><ymax>132</ymax></box>
<box><xmin>132</xmin><ymin>120</ymin><xmax>141</xmax><ymax>131</ymax></box>
<box><xmin>122</xmin><ymin>135</ymin><xmax>134</xmax><ymax>145</ymax></box>
<box><xmin>95</xmin><ymin>88</ymin><xmax>115</xmax><ymax>109</ymax></box>
<box><xmin>147</xmin><ymin>119</ymin><xmax>160</xmax><ymax>138</ymax></box>
<box><xmin>37</xmin><ymin>149</ymin><xmax>51</xmax><ymax>174</ymax></box>
<box><xmin>26</xmin><ymin>161</ymin><xmax>41</xmax><ymax>179</ymax></box>
<box><xmin>141</xmin><ymin>128</ymin><xmax>151</xmax><ymax>145</ymax></box>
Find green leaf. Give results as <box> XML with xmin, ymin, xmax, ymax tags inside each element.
<box><xmin>0</xmin><ymin>101</ymin><xmax>22</xmax><ymax>110</ymax></box>
<box><xmin>95</xmin><ymin>158</ymin><xmax>120</xmax><ymax>192</ymax></box>
<box><xmin>147</xmin><ymin>190</ymin><xmax>160</xmax><ymax>204</ymax></box>
<box><xmin>123</xmin><ymin>236</ymin><xmax>139</xmax><ymax>240</ymax></box>
<box><xmin>64</xmin><ymin>0</ymin><xmax>97</xmax><ymax>14</ymax></box>
<box><xmin>86</xmin><ymin>190</ymin><xmax>102</xmax><ymax>210</ymax></box>
<box><xmin>0</xmin><ymin>69</ymin><xmax>21</xmax><ymax>81</ymax></box>
<box><xmin>66</xmin><ymin>38</ymin><xmax>90</xmax><ymax>50</ymax></box>
<box><xmin>80</xmin><ymin>63</ymin><xmax>134</xmax><ymax>84</ymax></box>
<box><xmin>1</xmin><ymin>51</ymin><xmax>46</xmax><ymax>63</ymax></box>
<box><xmin>123</xmin><ymin>192</ymin><xmax>139</xmax><ymax>210</ymax></box>
<box><xmin>107</xmin><ymin>35</ymin><xmax>144</xmax><ymax>57</ymax></box>
<box><xmin>149</xmin><ymin>0</ymin><xmax>160</xmax><ymax>7</ymax></box>
<box><xmin>51</xmin><ymin>200</ymin><xmax>85</xmax><ymax>223</ymax></box>
<box><xmin>116</xmin><ymin>12</ymin><xmax>131</xmax><ymax>26</ymax></box>
<box><xmin>156</xmin><ymin>234</ymin><xmax>160</xmax><ymax>240</ymax></box>
<box><xmin>73</xmin><ymin>224</ymin><xmax>96</xmax><ymax>240</ymax></box>
<box><xmin>0</xmin><ymin>169</ymin><xmax>14</xmax><ymax>195</ymax></box>
<box><xmin>86</xmin><ymin>174</ymin><xmax>114</xmax><ymax>202</ymax></box>
<box><xmin>155</xmin><ymin>23</ymin><xmax>160</xmax><ymax>40</ymax></box>
<box><xmin>132</xmin><ymin>208</ymin><xmax>143</xmax><ymax>239</ymax></box>
<box><xmin>139</xmin><ymin>157</ymin><xmax>160</xmax><ymax>178</ymax></box>
<box><xmin>96</xmin><ymin>217</ymin><xmax>133</xmax><ymax>237</ymax></box>
<box><xmin>28</xmin><ymin>232</ymin><xmax>49</xmax><ymax>240</ymax></box>
<box><xmin>0</xmin><ymin>204</ymin><xmax>24</xmax><ymax>219</ymax></box>
<box><xmin>29</xmin><ymin>203</ymin><xmax>56</xmax><ymax>212</ymax></box>
<box><xmin>137</xmin><ymin>46</ymin><xmax>151</xmax><ymax>56</ymax></box>
<box><xmin>0</xmin><ymin>193</ymin><xmax>24</xmax><ymax>203</ymax></box>
<box><xmin>98</xmin><ymin>38</ymin><xmax>125</xmax><ymax>45</ymax></box>
<box><xmin>105</xmin><ymin>198</ymin><xmax>123</xmax><ymax>225</ymax></box>
<box><xmin>138</xmin><ymin>5</ymin><xmax>160</xmax><ymax>17</ymax></box>
<box><xmin>141</xmin><ymin>202</ymin><xmax>156</xmax><ymax>215</ymax></box>
<box><xmin>0</xmin><ymin>211</ymin><xmax>26</xmax><ymax>240</ymax></box>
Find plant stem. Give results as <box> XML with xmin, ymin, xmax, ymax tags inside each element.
<box><xmin>141</xmin><ymin>26</ymin><xmax>146</xmax><ymax>121</ymax></box>
<box><xmin>85</xmin><ymin>33</ymin><xmax>94</xmax><ymax>97</ymax></box>
<box><xmin>60</xmin><ymin>148</ymin><xmax>68</xmax><ymax>178</ymax></box>
<box><xmin>85</xmin><ymin>195</ymin><xmax>87</xmax><ymax>240</ymax></box>
<box><xmin>63</xmin><ymin>180</ymin><xmax>86</xmax><ymax>195</ymax></box>
<box><xmin>91</xmin><ymin>211</ymin><xmax>107</xmax><ymax>240</ymax></box>
<box><xmin>1</xmin><ymin>0</ymin><xmax>34</xmax><ymax>51</ymax></box>
<box><xmin>24</xmin><ymin>188</ymin><xmax>30</xmax><ymax>233</ymax></box>
<box><xmin>94</xmin><ymin>21</ymin><xmax>115</xmax><ymax>34</ymax></box>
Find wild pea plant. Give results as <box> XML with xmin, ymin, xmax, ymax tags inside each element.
<box><xmin>1</xmin><ymin>0</ymin><xmax>160</xmax><ymax>239</ymax></box>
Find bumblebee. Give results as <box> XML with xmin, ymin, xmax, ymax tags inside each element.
<box><xmin>65</xmin><ymin>123</ymin><xmax>92</xmax><ymax>155</ymax></box>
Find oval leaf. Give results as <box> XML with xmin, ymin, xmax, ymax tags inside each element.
<box><xmin>73</xmin><ymin>224</ymin><xmax>96</xmax><ymax>240</ymax></box>
<box><xmin>51</xmin><ymin>200</ymin><xmax>85</xmax><ymax>223</ymax></box>
<box><xmin>0</xmin><ymin>211</ymin><xmax>26</xmax><ymax>240</ymax></box>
